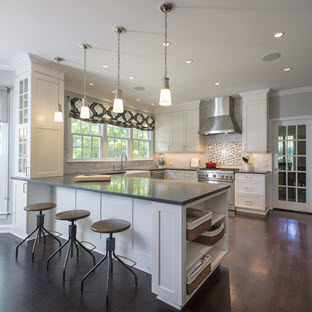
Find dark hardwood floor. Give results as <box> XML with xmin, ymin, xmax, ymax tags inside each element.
<box><xmin>0</xmin><ymin>210</ymin><xmax>311</xmax><ymax>312</ymax></box>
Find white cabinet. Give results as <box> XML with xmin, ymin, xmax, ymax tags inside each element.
<box><xmin>235</xmin><ymin>173</ymin><xmax>270</xmax><ymax>215</ymax></box>
<box><xmin>13</xmin><ymin>56</ymin><xmax>64</xmax><ymax>178</ymax></box>
<box><xmin>165</xmin><ymin>170</ymin><xmax>198</xmax><ymax>182</ymax></box>
<box><xmin>11</xmin><ymin>180</ymin><xmax>28</xmax><ymax>236</ymax></box>
<box><xmin>155</xmin><ymin>113</ymin><xmax>172</xmax><ymax>153</ymax></box>
<box><xmin>172</xmin><ymin>111</ymin><xmax>184</xmax><ymax>152</ymax></box>
<box><xmin>240</xmin><ymin>89</ymin><xmax>270</xmax><ymax>153</ymax></box>
<box><xmin>155</xmin><ymin>109</ymin><xmax>202</xmax><ymax>153</ymax></box>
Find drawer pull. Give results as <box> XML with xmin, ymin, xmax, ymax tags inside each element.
<box><xmin>245</xmin><ymin>200</ymin><xmax>253</xmax><ymax>205</ymax></box>
<box><xmin>245</xmin><ymin>186</ymin><xmax>254</xmax><ymax>190</ymax></box>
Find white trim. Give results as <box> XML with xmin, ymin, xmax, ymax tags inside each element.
<box><xmin>154</xmin><ymin>100</ymin><xmax>200</xmax><ymax>114</ymax></box>
<box><xmin>0</xmin><ymin>224</ymin><xmax>12</xmax><ymax>233</ymax></box>
<box><xmin>277</xmin><ymin>86</ymin><xmax>312</xmax><ymax>97</ymax></box>
<box><xmin>269</xmin><ymin>115</ymin><xmax>312</xmax><ymax>122</ymax></box>
<box><xmin>239</xmin><ymin>88</ymin><xmax>270</xmax><ymax>99</ymax></box>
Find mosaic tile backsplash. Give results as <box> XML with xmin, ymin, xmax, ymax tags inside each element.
<box><xmin>205</xmin><ymin>142</ymin><xmax>242</xmax><ymax>165</ymax></box>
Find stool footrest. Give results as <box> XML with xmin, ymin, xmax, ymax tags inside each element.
<box><xmin>47</xmin><ymin>230</ymin><xmax>62</xmax><ymax>238</ymax></box>
<box><xmin>114</xmin><ymin>255</ymin><xmax>136</xmax><ymax>268</ymax></box>
<box><xmin>80</xmin><ymin>241</ymin><xmax>96</xmax><ymax>251</ymax></box>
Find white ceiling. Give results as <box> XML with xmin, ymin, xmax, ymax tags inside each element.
<box><xmin>1</xmin><ymin>0</ymin><xmax>312</xmax><ymax>108</ymax></box>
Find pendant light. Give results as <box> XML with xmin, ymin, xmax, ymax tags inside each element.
<box><xmin>54</xmin><ymin>57</ymin><xmax>64</xmax><ymax>122</ymax></box>
<box><xmin>113</xmin><ymin>26</ymin><xmax>126</xmax><ymax>113</ymax></box>
<box><xmin>80</xmin><ymin>43</ymin><xmax>91</xmax><ymax>119</ymax></box>
<box><xmin>159</xmin><ymin>2</ymin><xmax>173</xmax><ymax>106</ymax></box>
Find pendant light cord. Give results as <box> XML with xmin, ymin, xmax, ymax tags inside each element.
<box><xmin>117</xmin><ymin>31</ymin><xmax>121</xmax><ymax>89</ymax></box>
<box><xmin>164</xmin><ymin>10</ymin><xmax>168</xmax><ymax>78</ymax></box>
<box><xmin>57</xmin><ymin>60</ymin><xmax>60</xmax><ymax>105</ymax></box>
<box><xmin>84</xmin><ymin>47</ymin><xmax>87</xmax><ymax>102</ymax></box>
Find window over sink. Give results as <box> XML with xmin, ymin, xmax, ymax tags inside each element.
<box><xmin>68</xmin><ymin>119</ymin><xmax>153</xmax><ymax>161</ymax></box>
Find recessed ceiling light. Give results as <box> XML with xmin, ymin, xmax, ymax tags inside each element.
<box><xmin>89</xmin><ymin>83</ymin><xmax>94</xmax><ymax>86</ymax></box>
<box><xmin>284</xmin><ymin>67</ymin><xmax>292</xmax><ymax>72</ymax></box>
<box><xmin>112</xmin><ymin>90</ymin><xmax>115</xmax><ymax>93</ymax></box>
<box><xmin>261</xmin><ymin>52</ymin><xmax>281</xmax><ymax>62</ymax></box>
<box><xmin>133</xmin><ymin>86</ymin><xmax>145</xmax><ymax>91</ymax></box>
<box><xmin>274</xmin><ymin>32</ymin><xmax>285</xmax><ymax>38</ymax></box>
<box><xmin>102</xmin><ymin>64</ymin><xmax>108</xmax><ymax>68</ymax></box>
<box><xmin>163</xmin><ymin>41</ymin><xmax>171</xmax><ymax>47</ymax></box>
<box><xmin>185</xmin><ymin>59</ymin><xmax>193</xmax><ymax>64</ymax></box>
<box><xmin>151</xmin><ymin>103</ymin><xmax>154</xmax><ymax>106</ymax></box>
<box><xmin>137</xmin><ymin>99</ymin><xmax>141</xmax><ymax>101</ymax></box>
<box><xmin>215</xmin><ymin>82</ymin><xmax>221</xmax><ymax>86</ymax></box>
<box><xmin>129</xmin><ymin>76</ymin><xmax>135</xmax><ymax>80</ymax></box>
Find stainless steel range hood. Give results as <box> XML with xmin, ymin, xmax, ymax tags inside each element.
<box><xmin>199</xmin><ymin>96</ymin><xmax>241</xmax><ymax>135</ymax></box>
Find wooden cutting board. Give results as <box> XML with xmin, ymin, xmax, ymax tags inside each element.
<box><xmin>74</xmin><ymin>175</ymin><xmax>111</xmax><ymax>182</ymax></box>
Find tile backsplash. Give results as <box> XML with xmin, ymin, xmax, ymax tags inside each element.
<box><xmin>205</xmin><ymin>142</ymin><xmax>242</xmax><ymax>166</ymax></box>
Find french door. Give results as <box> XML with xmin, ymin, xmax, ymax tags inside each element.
<box><xmin>273</xmin><ymin>119</ymin><xmax>312</xmax><ymax>213</ymax></box>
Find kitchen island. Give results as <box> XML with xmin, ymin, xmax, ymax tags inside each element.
<box><xmin>11</xmin><ymin>175</ymin><xmax>229</xmax><ymax>310</ymax></box>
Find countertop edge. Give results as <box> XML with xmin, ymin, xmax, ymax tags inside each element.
<box><xmin>236</xmin><ymin>171</ymin><xmax>271</xmax><ymax>174</ymax></box>
<box><xmin>11</xmin><ymin>176</ymin><xmax>230</xmax><ymax>206</ymax></box>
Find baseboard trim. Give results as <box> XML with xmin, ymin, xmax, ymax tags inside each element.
<box><xmin>0</xmin><ymin>224</ymin><xmax>13</xmax><ymax>233</ymax></box>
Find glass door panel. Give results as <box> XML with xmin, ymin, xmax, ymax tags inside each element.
<box><xmin>276</xmin><ymin>123</ymin><xmax>307</xmax><ymax>205</ymax></box>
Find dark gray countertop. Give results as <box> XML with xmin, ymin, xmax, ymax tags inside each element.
<box><xmin>11</xmin><ymin>174</ymin><xmax>229</xmax><ymax>206</ymax></box>
<box><xmin>236</xmin><ymin>171</ymin><xmax>271</xmax><ymax>174</ymax></box>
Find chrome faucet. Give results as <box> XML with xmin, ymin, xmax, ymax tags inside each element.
<box><xmin>120</xmin><ymin>151</ymin><xmax>127</xmax><ymax>170</ymax></box>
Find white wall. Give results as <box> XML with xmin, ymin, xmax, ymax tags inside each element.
<box><xmin>269</xmin><ymin>89</ymin><xmax>312</xmax><ymax>119</ymax></box>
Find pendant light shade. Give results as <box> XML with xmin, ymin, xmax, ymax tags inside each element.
<box><xmin>80</xmin><ymin>98</ymin><xmax>90</xmax><ymax>119</ymax></box>
<box><xmin>113</xmin><ymin>27</ymin><xmax>126</xmax><ymax>113</ymax></box>
<box><xmin>159</xmin><ymin>3</ymin><xmax>173</xmax><ymax>106</ymax></box>
<box><xmin>159</xmin><ymin>77</ymin><xmax>171</xmax><ymax>106</ymax></box>
<box><xmin>113</xmin><ymin>89</ymin><xmax>124</xmax><ymax>113</ymax></box>
<box><xmin>54</xmin><ymin>57</ymin><xmax>64</xmax><ymax>122</ymax></box>
<box><xmin>80</xmin><ymin>44</ymin><xmax>91</xmax><ymax>119</ymax></box>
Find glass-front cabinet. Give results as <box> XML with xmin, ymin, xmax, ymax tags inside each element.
<box><xmin>16</xmin><ymin>75</ymin><xmax>30</xmax><ymax>177</ymax></box>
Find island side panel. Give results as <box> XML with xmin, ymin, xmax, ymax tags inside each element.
<box><xmin>152</xmin><ymin>201</ymin><xmax>185</xmax><ymax>309</ymax></box>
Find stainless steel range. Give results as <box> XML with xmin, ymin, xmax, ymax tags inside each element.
<box><xmin>197</xmin><ymin>168</ymin><xmax>237</xmax><ymax>210</ymax></box>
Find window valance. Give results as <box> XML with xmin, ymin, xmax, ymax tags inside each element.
<box><xmin>68</xmin><ymin>97</ymin><xmax>155</xmax><ymax>131</ymax></box>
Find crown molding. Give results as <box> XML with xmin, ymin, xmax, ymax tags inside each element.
<box><xmin>275</xmin><ymin>86</ymin><xmax>312</xmax><ymax>97</ymax></box>
<box><xmin>239</xmin><ymin>88</ymin><xmax>270</xmax><ymax>100</ymax></box>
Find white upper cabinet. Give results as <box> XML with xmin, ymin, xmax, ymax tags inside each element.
<box><xmin>13</xmin><ymin>55</ymin><xmax>64</xmax><ymax>178</ymax></box>
<box><xmin>155</xmin><ymin>113</ymin><xmax>172</xmax><ymax>153</ymax></box>
<box><xmin>171</xmin><ymin>111</ymin><xmax>184</xmax><ymax>152</ymax></box>
<box><xmin>240</xmin><ymin>89</ymin><xmax>270</xmax><ymax>153</ymax></box>
<box><xmin>155</xmin><ymin>108</ymin><xmax>202</xmax><ymax>153</ymax></box>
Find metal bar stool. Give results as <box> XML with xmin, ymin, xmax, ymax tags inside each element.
<box><xmin>47</xmin><ymin>210</ymin><xmax>96</xmax><ymax>281</ymax></box>
<box><xmin>15</xmin><ymin>202</ymin><xmax>61</xmax><ymax>262</ymax></box>
<box><xmin>81</xmin><ymin>219</ymin><xmax>137</xmax><ymax>305</ymax></box>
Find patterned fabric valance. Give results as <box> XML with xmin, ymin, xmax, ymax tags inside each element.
<box><xmin>68</xmin><ymin>97</ymin><xmax>155</xmax><ymax>131</ymax></box>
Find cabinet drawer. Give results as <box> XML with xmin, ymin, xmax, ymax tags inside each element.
<box><xmin>185</xmin><ymin>171</ymin><xmax>197</xmax><ymax>177</ymax></box>
<box><xmin>236</xmin><ymin>181</ymin><xmax>264</xmax><ymax>196</ymax></box>
<box><xmin>167</xmin><ymin>170</ymin><xmax>185</xmax><ymax>176</ymax></box>
<box><xmin>236</xmin><ymin>173</ymin><xmax>265</xmax><ymax>182</ymax></box>
<box><xmin>235</xmin><ymin>194</ymin><xmax>264</xmax><ymax>210</ymax></box>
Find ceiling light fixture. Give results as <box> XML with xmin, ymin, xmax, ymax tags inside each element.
<box><xmin>274</xmin><ymin>32</ymin><xmax>285</xmax><ymax>38</ymax></box>
<box><xmin>113</xmin><ymin>26</ymin><xmax>126</xmax><ymax>113</ymax></box>
<box><xmin>215</xmin><ymin>82</ymin><xmax>221</xmax><ymax>86</ymax></box>
<box><xmin>129</xmin><ymin>76</ymin><xmax>135</xmax><ymax>80</ymax></box>
<box><xmin>89</xmin><ymin>82</ymin><xmax>94</xmax><ymax>86</ymax></box>
<box><xmin>163</xmin><ymin>41</ymin><xmax>171</xmax><ymax>46</ymax></box>
<box><xmin>102</xmin><ymin>64</ymin><xmax>108</xmax><ymax>68</ymax></box>
<box><xmin>284</xmin><ymin>67</ymin><xmax>292</xmax><ymax>71</ymax></box>
<box><xmin>80</xmin><ymin>44</ymin><xmax>91</xmax><ymax>119</ymax></box>
<box><xmin>112</xmin><ymin>90</ymin><xmax>115</xmax><ymax>93</ymax></box>
<box><xmin>151</xmin><ymin>103</ymin><xmax>154</xmax><ymax>106</ymax></box>
<box><xmin>159</xmin><ymin>2</ymin><xmax>174</xmax><ymax>106</ymax></box>
<box><xmin>54</xmin><ymin>57</ymin><xmax>64</xmax><ymax>123</ymax></box>
<box><xmin>185</xmin><ymin>59</ymin><xmax>193</xmax><ymax>64</ymax></box>
<box><xmin>137</xmin><ymin>99</ymin><xmax>140</xmax><ymax>101</ymax></box>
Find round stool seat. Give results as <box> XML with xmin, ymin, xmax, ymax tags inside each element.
<box><xmin>24</xmin><ymin>202</ymin><xmax>56</xmax><ymax>212</ymax></box>
<box><xmin>91</xmin><ymin>219</ymin><xmax>131</xmax><ymax>234</ymax></box>
<box><xmin>55</xmin><ymin>210</ymin><xmax>90</xmax><ymax>221</ymax></box>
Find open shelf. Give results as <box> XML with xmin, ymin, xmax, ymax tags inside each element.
<box><xmin>211</xmin><ymin>212</ymin><xmax>225</xmax><ymax>226</ymax></box>
<box><xmin>186</xmin><ymin>241</ymin><xmax>213</xmax><ymax>271</ymax></box>
<box><xmin>185</xmin><ymin>245</ymin><xmax>227</xmax><ymax>303</ymax></box>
